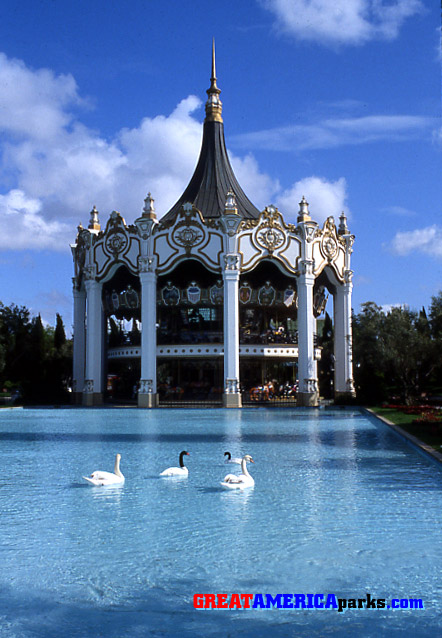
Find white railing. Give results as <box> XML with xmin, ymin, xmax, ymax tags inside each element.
<box><xmin>108</xmin><ymin>344</ymin><xmax>321</xmax><ymax>360</ymax></box>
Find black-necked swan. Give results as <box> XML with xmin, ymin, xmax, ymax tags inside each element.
<box><xmin>83</xmin><ymin>453</ymin><xmax>125</xmax><ymax>486</ymax></box>
<box><xmin>224</xmin><ymin>451</ymin><xmax>242</xmax><ymax>464</ymax></box>
<box><xmin>220</xmin><ymin>454</ymin><xmax>255</xmax><ymax>489</ymax></box>
<box><xmin>160</xmin><ymin>450</ymin><xmax>190</xmax><ymax>477</ymax></box>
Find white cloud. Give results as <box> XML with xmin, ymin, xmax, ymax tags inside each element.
<box><xmin>230</xmin><ymin>153</ymin><xmax>280</xmax><ymax>210</ymax></box>
<box><xmin>260</xmin><ymin>0</ymin><xmax>424</xmax><ymax>46</ymax></box>
<box><xmin>276</xmin><ymin>176</ymin><xmax>349</xmax><ymax>223</ymax></box>
<box><xmin>432</xmin><ymin>126</ymin><xmax>442</xmax><ymax>146</ymax></box>
<box><xmin>390</xmin><ymin>225</ymin><xmax>442</xmax><ymax>258</ymax></box>
<box><xmin>0</xmin><ymin>189</ymin><xmax>71</xmax><ymax>251</ymax></box>
<box><xmin>382</xmin><ymin>205</ymin><xmax>416</xmax><ymax>217</ymax></box>
<box><xmin>232</xmin><ymin>114</ymin><xmax>434</xmax><ymax>152</ymax></box>
<box><xmin>0</xmin><ymin>52</ymin><xmax>353</xmax><ymax>252</ymax></box>
<box><xmin>0</xmin><ymin>52</ymin><xmax>83</xmax><ymax>141</ymax></box>
<box><xmin>0</xmin><ymin>52</ymin><xmax>280</xmax><ymax>248</ymax></box>
<box><xmin>116</xmin><ymin>96</ymin><xmax>204</xmax><ymax>214</ymax></box>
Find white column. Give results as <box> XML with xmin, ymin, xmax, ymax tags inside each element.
<box><xmin>83</xmin><ymin>277</ymin><xmax>104</xmax><ymax>406</ymax></box>
<box><xmin>297</xmin><ymin>260</ymin><xmax>319</xmax><ymax>406</ymax></box>
<box><xmin>138</xmin><ymin>258</ymin><xmax>158</xmax><ymax>408</ymax></box>
<box><xmin>223</xmin><ymin>254</ymin><xmax>241</xmax><ymax>408</ymax></box>
<box><xmin>72</xmin><ymin>281</ymin><xmax>86</xmax><ymax>404</ymax></box>
<box><xmin>334</xmin><ymin>272</ymin><xmax>355</xmax><ymax>399</ymax></box>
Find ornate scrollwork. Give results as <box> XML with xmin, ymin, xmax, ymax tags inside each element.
<box><xmin>171</xmin><ymin>213</ymin><xmax>205</xmax><ymax>255</ymax></box>
<box><xmin>238</xmin><ymin>218</ymin><xmax>259</xmax><ymax>231</ymax></box>
<box><xmin>254</xmin><ymin>205</ymin><xmax>288</xmax><ymax>255</ymax></box>
<box><xmin>322</xmin><ymin>235</ymin><xmax>338</xmax><ymax>261</ymax></box>
<box><xmin>103</xmin><ymin>211</ymin><xmax>130</xmax><ymax>258</ymax></box>
<box><xmin>105</xmin><ymin>231</ymin><xmax>128</xmax><ymax>257</ymax></box>
<box><xmin>205</xmin><ymin>218</ymin><xmax>221</xmax><ymax>230</ymax></box>
<box><xmin>173</xmin><ymin>225</ymin><xmax>203</xmax><ymax>247</ymax></box>
<box><xmin>256</xmin><ymin>227</ymin><xmax>285</xmax><ymax>254</ymax></box>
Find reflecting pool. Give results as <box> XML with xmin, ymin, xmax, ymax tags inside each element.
<box><xmin>0</xmin><ymin>407</ymin><xmax>441</xmax><ymax>637</ymax></box>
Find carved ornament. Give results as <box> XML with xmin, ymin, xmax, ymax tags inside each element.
<box><xmin>300</xmin><ymin>259</ymin><xmax>314</xmax><ymax>275</ymax></box>
<box><xmin>139</xmin><ymin>379</ymin><xmax>153</xmax><ymax>394</ymax></box>
<box><xmin>224</xmin><ymin>254</ymin><xmax>240</xmax><ymax>271</ymax></box>
<box><xmin>225</xmin><ymin>378</ymin><xmax>239</xmax><ymax>394</ymax></box>
<box><xmin>138</xmin><ymin>256</ymin><xmax>156</xmax><ymax>273</ymax></box>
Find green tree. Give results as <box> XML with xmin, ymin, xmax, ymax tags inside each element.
<box><xmin>428</xmin><ymin>292</ymin><xmax>442</xmax><ymax>392</ymax></box>
<box><xmin>0</xmin><ymin>304</ymin><xmax>72</xmax><ymax>404</ymax></box>
<box><xmin>54</xmin><ymin>313</ymin><xmax>66</xmax><ymax>350</ymax></box>
<box><xmin>352</xmin><ymin>302</ymin><xmax>439</xmax><ymax>405</ymax></box>
<box><xmin>0</xmin><ymin>303</ymin><xmax>32</xmax><ymax>387</ymax></box>
<box><xmin>382</xmin><ymin>307</ymin><xmax>436</xmax><ymax>404</ymax></box>
<box><xmin>352</xmin><ymin>302</ymin><xmax>388</xmax><ymax>405</ymax></box>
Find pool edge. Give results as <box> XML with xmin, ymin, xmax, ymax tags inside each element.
<box><xmin>364</xmin><ymin>407</ymin><xmax>442</xmax><ymax>466</ymax></box>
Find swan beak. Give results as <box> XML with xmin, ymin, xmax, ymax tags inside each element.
<box><xmin>250</xmin><ymin>459</ymin><xmax>255</xmax><ymax>463</ymax></box>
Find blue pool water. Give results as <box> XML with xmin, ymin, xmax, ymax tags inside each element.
<box><xmin>0</xmin><ymin>407</ymin><xmax>441</xmax><ymax>637</ymax></box>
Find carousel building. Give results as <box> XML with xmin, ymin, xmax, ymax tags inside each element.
<box><xmin>71</xmin><ymin>47</ymin><xmax>355</xmax><ymax>408</ymax></box>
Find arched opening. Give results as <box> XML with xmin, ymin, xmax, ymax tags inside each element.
<box><xmin>103</xmin><ymin>266</ymin><xmax>141</xmax><ymax>402</ymax></box>
<box><xmin>156</xmin><ymin>259</ymin><xmax>223</xmax><ymax>403</ymax></box>
<box><xmin>239</xmin><ymin>261</ymin><xmax>298</xmax><ymax>344</ymax></box>
<box><xmin>239</xmin><ymin>260</ymin><xmax>299</xmax><ymax>402</ymax></box>
<box><xmin>315</xmin><ymin>267</ymin><xmax>338</xmax><ymax>400</ymax></box>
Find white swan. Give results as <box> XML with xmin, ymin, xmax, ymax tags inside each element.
<box><xmin>160</xmin><ymin>450</ymin><xmax>189</xmax><ymax>477</ymax></box>
<box><xmin>220</xmin><ymin>454</ymin><xmax>254</xmax><ymax>489</ymax></box>
<box><xmin>224</xmin><ymin>451</ymin><xmax>242</xmax><ymax>464</ymax></box>
<box><xmin>83</xmin><ymin>453</ymin><xmax>125</xmax><ymax>486</ymax></box>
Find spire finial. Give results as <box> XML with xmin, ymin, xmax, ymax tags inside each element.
<box><xmin>212</xmin><ymin>37</ymin><xmax>216</xmax><ymax>82</ymax></box>
<box><xmin>141</xmin><ymin>192</ymin><xmax>157</xmax><ymax>221</ymax></box>
<box><xmin>205</xmin><ymin>39</ymin><xmax>223</xmax><ymax>123</ymax></box>
<box><xmin>88</xmin><ymin>205</ymin><xmax>101</xmax><ymax>231</ymax></box>
<box><xmin>338</xmin><ymin>210</ymin><xmax>349</xmax><ymax>235</ymax></box>
<box><xmin>297</xmin><ymin>196</ymin><xmax>311</xmax><ymax>223</ymax></box>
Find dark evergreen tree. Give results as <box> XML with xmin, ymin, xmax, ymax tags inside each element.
<box><xmin>0</xmin><ymin>303</ymin><xmax>31</xmax><ymax>387</ymax></box>
<box><xmin>54</xmin><ymin>313</ymin><xmax>66</xmax><ymax>350</ymax></box>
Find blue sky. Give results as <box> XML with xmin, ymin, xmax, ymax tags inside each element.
<box><xmin>0</xmin><ymin>0</ymin><xmax>440</xmax><ymax>332</ymax></box>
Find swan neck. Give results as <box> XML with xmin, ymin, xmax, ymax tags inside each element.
<box><xmin>179</xmin><ymin>452</ymin><xmax>186</xmax><ymax>468</ymax></box>
<box><xmin>114</xmin><ymin>455</ymin><xmax>122</xmax><ymax>477</ymax></box>
<box><xmin>241</xmin><ymin>458</ymin><xmax>250</xmax><ymax>477</ymax></box>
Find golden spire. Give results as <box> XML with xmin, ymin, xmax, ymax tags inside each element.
<box><xmin>205</xmin><ymin>38</ymin><xmax>223</xmax><ymax>123</ymax></box>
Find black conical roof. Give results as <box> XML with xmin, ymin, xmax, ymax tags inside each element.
<box><xmin>161</xmin><ymin>118</ymin><xmax>260</xmax><ymax>222</ymax></box>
